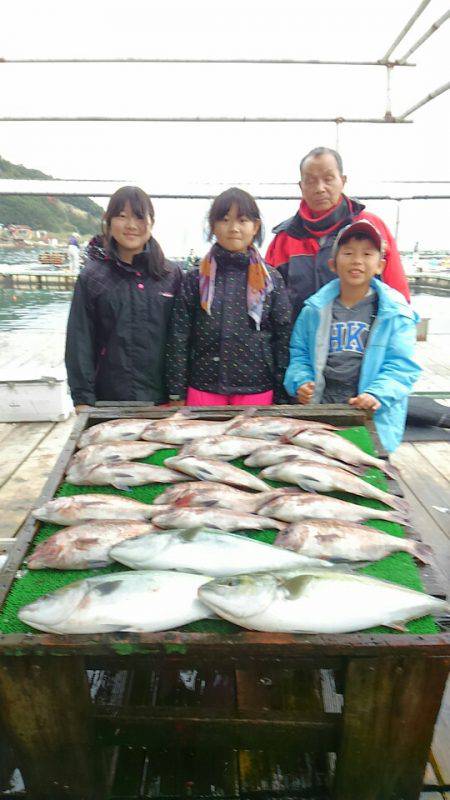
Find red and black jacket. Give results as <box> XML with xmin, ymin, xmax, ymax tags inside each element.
<box><xmin>266</xmin><ymin>196</ymin><xmax>410</xmax><ymax>321</ymax></box>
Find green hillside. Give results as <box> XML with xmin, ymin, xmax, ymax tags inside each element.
<box><xmin>0</xmin><ymin>156</ymin><xmax>103</xmax><ymax>236</ymax></box>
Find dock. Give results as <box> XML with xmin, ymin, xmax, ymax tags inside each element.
<box><xmin>0</xmin><ymin>267</ymin><xmax>77</xmax><ymax>289</ymax></box>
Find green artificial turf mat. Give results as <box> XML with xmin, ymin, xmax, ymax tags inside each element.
<box><xmin>0</xmin><ymin>429</ymin><xmax>439</xmax><ymax>635</ymax></box>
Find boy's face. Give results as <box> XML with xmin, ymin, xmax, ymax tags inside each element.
<box><xmin>329</xmin><ymin>236</ymin><xmax>385</xmax><ymax>288</ymax></box>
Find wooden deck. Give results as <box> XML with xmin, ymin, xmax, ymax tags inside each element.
<box><xmin>0</xmin><ymin>414</ymin><xmax>449</xmax><ymax>797</ymax></box>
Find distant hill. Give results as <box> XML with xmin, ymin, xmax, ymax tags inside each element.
<box><xmin>0</xmin><ymin>156</ymin><xmax>103</xmax><ymax>236</ymax></box>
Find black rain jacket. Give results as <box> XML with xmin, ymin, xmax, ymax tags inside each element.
<box><xmin>65</xmin><ymin>237</ymin><xmax>182</xmax><ymax>406</ymax></box>
<box><xmin>166</xmin><ymin>246</ymin><xmax>292</xmax><ymax>402</ymax></box>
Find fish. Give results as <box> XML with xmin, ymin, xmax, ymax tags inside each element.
<box><xmin>152</xmin><ymin>506</ymin><xmax>286</xmax><ymax>532</ymax></box>
<box><xmin>33</xmin><ymin>494</ymin><xmax>168</xmax><ymax>525</ymax></box>
<box><xmin>244</xmin><ymin>443</ymin><xmax>362</xmax><ymax>472</ymax></box>
<box><xmin>69</xmin><ymin>441</ymin><xmax>169</xmax><ymax>469</ymax></box>
<box><xmin>256</xmin><ymin>493</ymin><xmax>409</xmax><ymax>525</ymax></box>
<box><xmin>111</xmin><ymin>528</ymin><xmax>332</xmax><ymax>575</ymax></box>
<box><xmin>198</xmin><ymin>568</ymin><xmax>450</xmax><ymax>633</ymax></box>
<box><xmin>27</xmin><ymin>521</ymin><xmax>159</xmax><ymax>570</ymax></box>
<box><xmin>275</xmin><ymin>519</ymin><xmax>433</xmax><ymax>564</ymax></box>
<box><xmin>65</xmin><ymin>461</ymin><xmax>187</xmax><ymax>491</ymax></box>
<box><xmin>141</xmin><ymin>411</ymin><xmax>241</xmax><ymax>445</ymax></box>
<box><xmin>287</xmin><ymin>430</ymin><xmax>397</xmax><ymax>478</ymax></box>
<box><xmin>227</xmin><ymin>415</ymin><xmax>338</xmax><ymax>441</ymax></box>
<box><xmin>164</xmin><ymin>455</ymin><xmax>269</xmax><ymax>492</ymax></box>
<box><xmin>155</xmin><ymin>483</ymin><xmax>302</xmax><ymax>513</ymax></box>
<box><xmin>78</xmin><ymin>418</ymin><xmax>155</xmax><ymax>449</ymax></box>
<box><xmin>179</xmin><ymin>435</ymin><xmax>268</xmax><ymax>461</ymax></box>
<box><xmin>18</xmin><ymin>570</ymin><xmax>215</xmax><ymax>634</ymax></box>
<box><xmin>259</xmin><ymin>460</ymin><xmax>408</xmax><ymax>512</ymax></box>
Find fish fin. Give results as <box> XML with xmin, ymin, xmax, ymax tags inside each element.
<box><xmin>271</xmin><ymin>520</ymin><xmax>288</xmax><ymax>531</ymax></box>
<box><xmin>104</xmin><ymin>454</ymin><xmax>124</xmax><ymax>463</ymax></box>
<box><xmin>111</xmin><ymin>480</ymin><xmax>132</xmax><ymax>492</ymax></box>
<box><xmin>225</xmin><ymin>407</ymin><xmax>256</xmax><ymax>431</ymax></box>
<box><xmin>86</xmin><ymin>560</ymin><xmax>111</xmax><ymax>569</ymax></box>
<box><xmin>412</xmin><ymin>542</ymin><xmax>435</xmax><ymax>565</ymax></box>
<box><xmin>174</xmin><ymin>494</ymin><xmax>195</xmax><ymax>507</ymax></box>
<box><xmin>196</xmin><ymin>468</ymin><xmax>215</xmax><ymax>480</ymax></box>
<box><xmin>385</xmin><ymin>622</ymin><xmax>408</xmax><ymax>633</ymax></box>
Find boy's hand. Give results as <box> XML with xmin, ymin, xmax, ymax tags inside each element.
<box><xmin>297</xmin><ymin>382</ymin><xmax>315</xmax><ymax>404</ymax></box>
<box><xmin>75</xmin><ymin>404</ymin><xmax>93</xmax><ymax>414</ymax></box>
<box><xmin>348</xmin><ymin>393</ymin><xmax>381</xmax><ymax>411</ymax></box>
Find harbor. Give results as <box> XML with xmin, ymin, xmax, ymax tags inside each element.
<box><xmin>1</xmin><ymin>0</ymin><xmax>449</xmax><ymax>794</ymax></box>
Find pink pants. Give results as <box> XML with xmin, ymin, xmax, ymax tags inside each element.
<box><xmin>186</xmin><ymin>387</ymin><xmax>274</xmax><ymax>406</ymax></box>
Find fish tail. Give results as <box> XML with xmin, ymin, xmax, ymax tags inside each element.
<box><xmin>390</xmin><ymin>495</ymin><xmax>410</xmax><ymax>514</ymax></box>
<box><xmin>377</xmin><ymin>459</ymin><xmax>401</xmax><ymax>480</ymax></box>
<box><xmin>385</xmin><ymin>511</ymin><xmax>412</xmax><ymax>527</ymax></box>
<box><xmin>410</xmin><ymin>542</ymin><xmax>435</xmax><ymax>564</ymax></box>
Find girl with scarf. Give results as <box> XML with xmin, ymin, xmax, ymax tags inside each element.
<box><xmin>166</xmin><ymin>188</ymin><xmax>291</xmax><ymax>406</ymax></box>
<box><xmin>65</xmin><ymin>186</ymin><xmax>182</xmax><ymax>410</ymax></box>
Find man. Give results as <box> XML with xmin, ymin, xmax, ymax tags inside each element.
<box><xmin>266</xmin><ymin>146</ymin><xmax>410</xmax><ymax>320</ymax></box>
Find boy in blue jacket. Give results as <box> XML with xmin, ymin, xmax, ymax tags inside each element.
<box><xmin>284</xmin><ymin>219</ymin><xmax>421</xmax><ymax>452</ymax></box>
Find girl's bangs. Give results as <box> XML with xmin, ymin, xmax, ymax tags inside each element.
<box><xmin>107</xmin><ymin>187</ymin><xmax>153</xmax><ymax>221</ymax></box>
<box><xmin>213</xmin><ymin>191</ymin><xmax>259</xmax><ymax>221</ymax></box>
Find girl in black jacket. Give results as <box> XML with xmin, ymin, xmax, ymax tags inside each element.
<box><xmin>166</xmin><ymin>188</ymin><xmax>291</xmax><ymax>406</ymax></box>
<box><xmin>65</xmin><ymin>186</ymin><xmax>182</xmax><ymax>410</ymax></box>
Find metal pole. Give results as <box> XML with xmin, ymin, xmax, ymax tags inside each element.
<box><xmin>398</xmin><ymin>81</ymin><xmax>450</xmax><ymax>119</ymax></box>
<box><xmin>397</xmin><ymin>10</ymin><xmax>450</xmax><ymax>63</ymax></box>
<box><xmin>0</xmin><ymin>115</ymin><xmax>413</xmax><ymax>124</ymax></box>
<box><xmin>381</xmin><ymin>0</ymin><xmax>432</xmax><ymax>61</ymax></box>
<box><xmin>394</xmin><ymin>200</ymin><xmax>401</xmax><ymax>242</ymax></box>
<box><xmin>385</xmin><ymin>66</ymin><xmax>393</xmax><ymax>120</ymax></box>
<box><xmin>0</xmin><ymin>56</ymin><xmax>415</xmax><ymax>67</ymax></box>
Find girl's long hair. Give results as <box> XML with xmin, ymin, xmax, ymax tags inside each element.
<box><xmin>103</xmin><ymin>186</ymin><xmax>168</xmax><ymax>278</ymax></box>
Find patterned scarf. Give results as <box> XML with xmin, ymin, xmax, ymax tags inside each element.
<box><xmin>199</xmin><ymin>243</ymin><xmax>273</xmax><ymax>331</ymax></box>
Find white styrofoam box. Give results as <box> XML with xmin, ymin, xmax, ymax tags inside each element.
<box><xmin>0</xmin><ymin>366</ymin><xmax>74</xmax><ymax>422</ymax></box>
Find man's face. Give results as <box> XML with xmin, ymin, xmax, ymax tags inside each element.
<box><xmin>300</xmin><ymin>153</ymin><xmax>346</xmax><ymax>213</ymax></box>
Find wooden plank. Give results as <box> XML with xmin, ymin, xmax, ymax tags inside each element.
<box><xmin>95</xmin><ymin>705</ymin><xmax>339</xmax><ymax>750</ymax></box>
<box><xmin>431</xmin><ymin>675</ymin><xmax>450</xmax><ymax>787</ymax></box>
<box><xmin>334</xmin><ymin>655</ymin><xmax>450</xmax><ymax>800</ymax></box>
<box><xmin>0</xmin><ymin>413</ymin><xmax>83</xmax><ymax>605</ymax></box>
<box><xmin>389</xmin><ymin>470</ymin><xmax>450</xmax><ymax>586</ymax></box>
<box><xmin>1</xmin><ymin>630</ymin><xmax>450</xmax><ymax>658</ymax></box>
<box><xmin>235</xmin><ymin>665</ymin><xmax>331</xmax><ymax>796</ymax></box>
<box><xmin>0</xmin><ymin>416</ymin><xmax>75</xmax><ymax>540</ymax></box>
<box><xmin>390</xmin><ymin>443</ymin><xmax>450</xmax><ymax>539</ymax></box>
<box><xmin>0</xmin><ymin>423</ymin><xmax>16</xmax><ymax>445</ymax></box>
<box><xmin>414</xmin><ymin>442</ymin><xmax>450</xmax><ymax>483</ymax></box>
<box><xmin>0</xmin><ymin>422</ymin><xmax>53</xmax><ymax>489</ymax></box>
<box><xmin>0</xmin><ymin>656</ymin><xmax>106</xmax><ymax>799</ymax></box>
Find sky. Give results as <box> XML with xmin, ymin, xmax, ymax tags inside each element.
<box><xmin>0</xmin><ymin>0</ymin><xmax>449</xmax><ymax>255</ymax></box>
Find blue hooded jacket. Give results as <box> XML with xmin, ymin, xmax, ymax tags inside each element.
<box><xmin>284</xmin><ymin>278</ymin><xmax>421</xmax><ymax>452</ymax></box>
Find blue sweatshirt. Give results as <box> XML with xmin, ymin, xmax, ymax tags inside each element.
<box><xmin>284</xmin><ymin>278</ymin><xmax>421</xmax><ymax>452</ymax></box>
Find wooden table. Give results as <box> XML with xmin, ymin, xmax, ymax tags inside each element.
<box><xmin>0</xmin><ymin>407</ymin><xmax>449</xmax><ymax>800</ymax></box>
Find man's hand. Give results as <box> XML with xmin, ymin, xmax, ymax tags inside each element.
<box><xmin>348</xmin><ymin>393</ymin><xmax>381</xmax><ymax>411</ymax></box>
<box><xmin>296</xmin><ymin>381</ymin><xmax>315</xmax><ymax>404</ymax></box>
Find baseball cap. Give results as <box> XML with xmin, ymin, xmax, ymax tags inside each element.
<box><xmin>331</xmin><ymin>220</ymin><xmax>385</xmax><ymax>261</ymax></box>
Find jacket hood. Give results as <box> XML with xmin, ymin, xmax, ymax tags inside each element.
<box><xmin>304</xmin><ymin>277</ymin><xmax>418</xmax><ymax>322</ymax></box>
<box><xmin>85</xmin><ymin>235</ymin><xmax>110</xmax><ymax>263</ymax></box>
<box><xmin>85</xmin><ymin>235</ymin><xmax>157</xmax><ymax>275</ymax></box>
<box><xmin>272</xmin><ymin>196</ymin><xmax>366</xmax><ymax>236</ymax></box>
